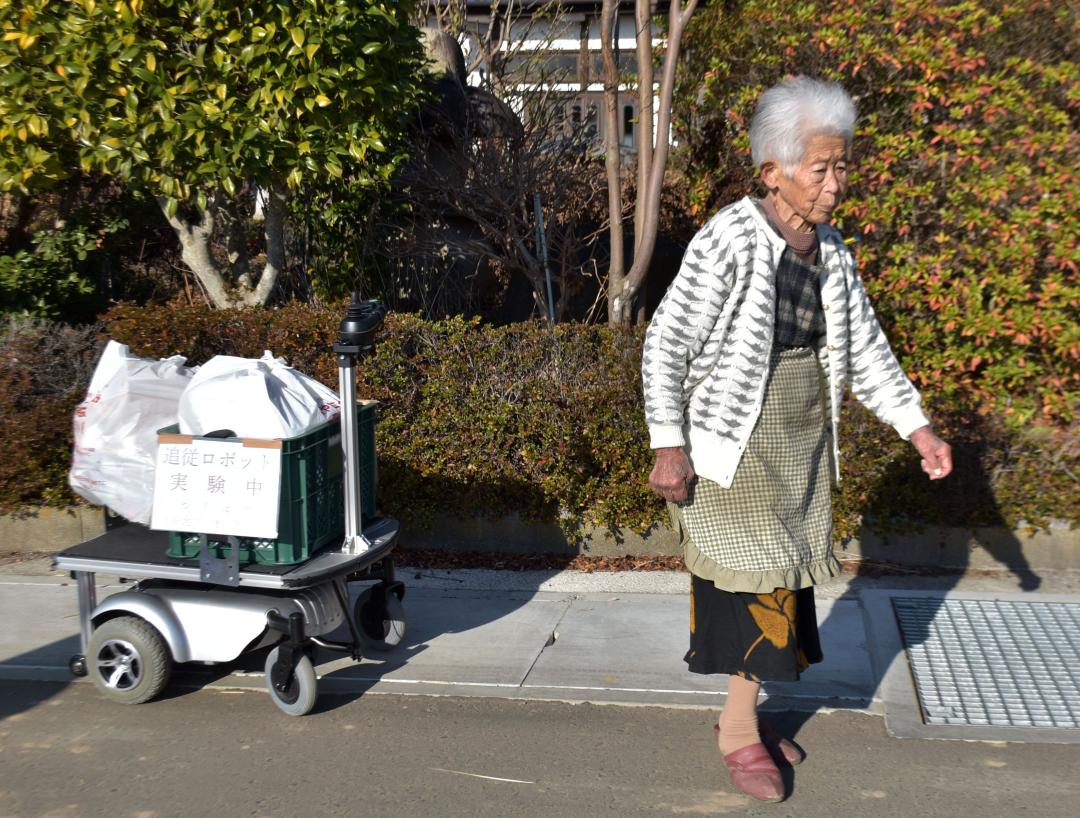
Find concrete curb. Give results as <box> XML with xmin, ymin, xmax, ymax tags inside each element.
<box><xmin>0</xmin><ymin>507</ymin><xmax>105</xmax><ymax>553</ymax></box>
<box><xmin>836</xmin><ymin>519</ymin><xmax>1080</xmax><ymax>573</ymax></box>
<box><xmin>397</xmin><ymin>513</ymin><xmax>1080</xmax><ymax>572</ymax></box>
<box><xmin>2</xmin><ymin>507</ymin><xmax>1078</xmax><ymax>572</ymax></box>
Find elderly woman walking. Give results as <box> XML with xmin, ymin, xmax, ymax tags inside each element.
<box><xmin>642</xmin><ymin>76</ymin><xmax>952</xmax><ymax>803</ymax></box>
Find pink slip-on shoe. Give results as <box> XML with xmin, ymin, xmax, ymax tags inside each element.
<box><xmin>713</xmin><ymin>721</ymin><xmax>804</xmax><ymax>767</ymax></box>
<box><xmin>759</xmin><ymin>720</ymin><xmax>805</xmax><ymax>766</ymax></box>
<box><xmin>721</xmin><ymin>742</ymin><xmax>785</xmax><ymax>803</ymax></box>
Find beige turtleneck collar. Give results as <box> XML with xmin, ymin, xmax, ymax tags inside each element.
<box><xmin>759</xmin><ymin>195</ymin><xmax>819</xmax><ymax>261</ymax></box>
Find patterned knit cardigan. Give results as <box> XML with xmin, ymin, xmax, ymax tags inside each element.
<box><xmin>642</xmin><ymin>196</ymin><xmax>930</xmax><ymax>488</ymax></box>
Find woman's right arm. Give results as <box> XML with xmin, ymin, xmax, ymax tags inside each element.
<box><xmin>642</xmin><ymin>216</ymin><xmax>735</xmax><ymax>449</ymax></box>
<box><xmin>642</xmin><ymin>217</ymin><xmax>736</xmax><ymax>501</ymax></box>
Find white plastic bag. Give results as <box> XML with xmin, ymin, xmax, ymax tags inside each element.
<box><xmin>177</xmin><ymin>351</ymin><xmax>340</xmax><ymax>439</ymax></box>
<box><xmin>68</xmin><ymin>341</ymin><xmax>195</xmax><ymax>524</ymax></box>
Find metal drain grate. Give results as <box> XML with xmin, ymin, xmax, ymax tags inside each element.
<box><xmin>892</xmin><ymin>597</ymin><xmax>1080</xmax><ymax>728</ymax></box>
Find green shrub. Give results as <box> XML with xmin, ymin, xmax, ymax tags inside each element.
<box><xmin>677</xmin><ymin>0</ymin><xmax>1079</xmax><ymax>425</ymax></box>
<box><xmin>0</xmin><ymin>0</ymin><xmax>424</xmax><ymax>204</ymax></box>
<box><xmin>2</xmin><ymin>305</ymin><xmax>1074</xmax><ymax>543</ymax></box>
<box><xmin>100</xmin><ymin>304</ymin><xmax>661</xmax><ymax>533</ymax></box>
<box><xmin>0</xmin><ymin>317</ymin><xmax>103</xmax><ymax>508</ymax></box>
<box><xmin>0</xmin><ymin>213</ymin><xmax>127</xmax><ymax>319</ymax></box>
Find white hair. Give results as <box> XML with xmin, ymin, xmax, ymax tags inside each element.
<box><xmin>749</xmin><ymin>76</ymin><xmax>856</xmax><ymax>174</ymax></box>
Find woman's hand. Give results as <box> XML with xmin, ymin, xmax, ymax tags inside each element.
<box><xmin>909</xmin><ymin>426</ymin><xmax>953</xmax><ymax>480</ymax></box>
<box><xmin>649</xmin><ymin>447</ymin><xmax>696</xmax><ymax>503</ymax></box>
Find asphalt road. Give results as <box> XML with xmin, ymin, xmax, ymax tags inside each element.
<box><xmin>1</xmin><ymin>681</ymin><xmax>1078</xmax><ymax>818</ymax></box>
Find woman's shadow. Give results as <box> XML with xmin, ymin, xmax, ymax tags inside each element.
<box><xmin>763</xmin><ymin>434</ymin><xmax>1041</xmax><ymax>780</ymax></box>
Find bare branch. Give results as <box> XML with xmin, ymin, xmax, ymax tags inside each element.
<box><xmin>375</xmin><ymin>1</ymin><xmax>609</xmax><ymax>321</ymax></box>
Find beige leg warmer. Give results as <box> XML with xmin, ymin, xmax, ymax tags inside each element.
<box><xmin>717</xmin><ymin>675</ymin><xmax>762</xmax><ymax>756</ymax></box>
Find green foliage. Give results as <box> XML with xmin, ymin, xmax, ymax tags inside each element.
<box><xmin>0</xmin><ymin>0</ymin><xmax>426</xmax><ymax>213</ymax></box>
<box><xmin>678</xmin><ymin>0</ymin><xmax>1079</xmax><ymax>425</ymax></box>
<box><xmin>0</xmin><ymin>213</ymin><xmax>127</xmax><ymax>318</ymax></box>
<box><xmin>4</xmin><ymin>306</ymin><xmax>1075</xmax><ymax>543</ymax></box>
<box><xmin>831</xmin><ymin>401</ymin><xmax>1078</xmax><ymax>541</ymax></box>
<box><xmin>355</xmin><ymin>316</ymin><xmax>657</xmax><ymax>531</ymax></box>
<box><xmin>287</xmin><ymin>180</ymin><xmax>384</xmax><ymax>303</ymax></box>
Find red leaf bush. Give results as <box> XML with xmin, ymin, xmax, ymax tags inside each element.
<box><xmin>678</xmin><ymin>0</ymin><xmax>1078</xmax><ymax>425</ymax></box>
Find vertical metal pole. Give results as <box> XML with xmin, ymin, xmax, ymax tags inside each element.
<box><xmin>75</xmin><ymin>571</ymin><xmax>97</xmax><ymax>654</ymax></box>
<box><xmin>533</xmin><ymin>193</ymin><xmax>556</xmax><ymax>323</ymax></box>
<box><xmin>337</xmin><ymin>353</ymin><xmax>365</xmax><ymax>554</ymax></box>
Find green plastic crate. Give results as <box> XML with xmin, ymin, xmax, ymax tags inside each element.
<box><xmin>165</xmin><ymin>402</ymin><xmax>377</xmax><ymax>565</ymax></box>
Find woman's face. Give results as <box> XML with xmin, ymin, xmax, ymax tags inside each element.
<box><xmin>763</xmin><ymin>133</ymin><xmax>849</xmax><ymax>228</ymax></box>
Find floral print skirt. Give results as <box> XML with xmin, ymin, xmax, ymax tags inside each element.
<box><xmin>684</xmin><ymin>573</ymin><xmax>823</xmax><ymax>682</ymax></box>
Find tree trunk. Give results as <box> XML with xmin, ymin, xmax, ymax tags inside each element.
<box><xmin>223</xmin><ymin>200</ymin><xmax>250</xmax><ymax>286</ymax></box>
<box><xmin>578</xmin><ymin>19</ymin><xmax>590</xmax><ymax>91</ymax></box>
<box><xmin>601</xmin><ymin>0</ymin><xmax>627</xmax><ymax>326</ymax></box>
<box><xmin>158</xmin><ymin>182</ymin><xmax>287</xmax><ymax>309</ymax></box>
<box><xmin>633</xmin><ymin>0</ymin><xmax>654</xmax><ymax>253</ymax></box>
<box><xmin>158</xmin><ymin>198</ymin><xmax>234</xmax><ymax>309</ymax></box>
<box><xmin>619</xmin><ymin>0</ymin><xmax>699</xmax><ymax>323</ymax></box>
<box><xmin>246</xmin><ymin>180</ymin><xmax>287</xmax><ymax>306</ymax></box>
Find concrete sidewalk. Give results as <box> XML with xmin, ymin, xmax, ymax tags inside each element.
<box><xmin>1</xmin><ymin>564</ymin><xmax>862</xmax><ymax>709</ymax></box>
<box><xmin>2</xmin><ymin>557</ymin><xmax>1080</xmax><ymax>742</ymax></box>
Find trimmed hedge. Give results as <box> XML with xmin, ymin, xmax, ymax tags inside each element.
<box><xmin>0</xmin><ymin>317</ymin><xmax>103</xmax><ymax>508</ymax></box>
<box><xmin>1</xmin><ymin>304</ymin><xmax>1076</xmax><ymax>542</ymax></box>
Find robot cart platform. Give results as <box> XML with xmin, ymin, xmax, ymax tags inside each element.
<box><xmin>55</xmin><ymin>517</ymin><xmax>399</xmax><ymax>590</ymax></box>
<box><xmin>53</xmin><ymin>518</ymin><xmax>405</xmax><ymax>716</ymax></box>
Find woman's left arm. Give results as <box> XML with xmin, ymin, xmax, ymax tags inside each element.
<box><xmin>844</xmin><ymin>262</ymin><xmax>953</xmax><ymax>480</ymax></box>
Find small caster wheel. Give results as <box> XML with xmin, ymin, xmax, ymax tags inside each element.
<box><xmin>265</xmin><ymin>646</ymin><xmax>317</xmax><ymax>716</ymax></box>
<box><xmin>69</xmin><ymin>654</ymin><xmax>88</xmax><ymax>677</ymax></box>
<box><xmin>87</xmin><ymin>616</ymin><xmax>171</xmax><ymax>705</ymax></box>
<box><xmin>354</xmin><ymin>584</ymin><xmax>406</xmax><ymax>651</ymax></box>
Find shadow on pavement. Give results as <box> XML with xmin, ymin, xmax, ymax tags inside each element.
<box><xmin>312</xmin><ymin>585</ymin><xmax>552</xmax><ymax>712</ymax></box>
<box><xmin>0</xmin><ymin>679</ymin><xmax>69</xmax><ymax>721</ymax></box>
<box><xmin>0</xmin><ymin>642</ymin><xmax>75</xmax><ymax>720</ymax></box>
<box><xmin>773</xmin><ymin>443</ymin><xmax>1041</xmax><ymax>782</ymax></box>
<box><xmin>1</xmin><ymin>579</ymin><xmax>543</xmax><ymax>720</ymax></box>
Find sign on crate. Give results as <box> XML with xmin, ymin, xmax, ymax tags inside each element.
<box><xmin>150</xmin><ymin>433</ymin><xmax>282</xmax><ymax>538</ymax></box>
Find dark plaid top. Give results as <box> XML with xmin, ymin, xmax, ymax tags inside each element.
<box><xmin>750</xmin><ymin>197</ymin><xmax>826</xmax><ymax>349</ymax></box>
<box><xmin>774</xmin><ymin>248</ymin><xmax>825</xmax><ymax>348</ymax></box>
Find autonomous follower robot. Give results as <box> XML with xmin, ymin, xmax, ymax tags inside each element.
<box><xmin>54</xmin><ymin>298</ymin><xmax>405</xmax><ymax>715</ymax></box>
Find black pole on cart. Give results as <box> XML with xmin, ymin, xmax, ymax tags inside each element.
<box><xmin>333</xmin><ymin>291</ymin><xmax>386</xmax><ymax>555</ymax></box>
